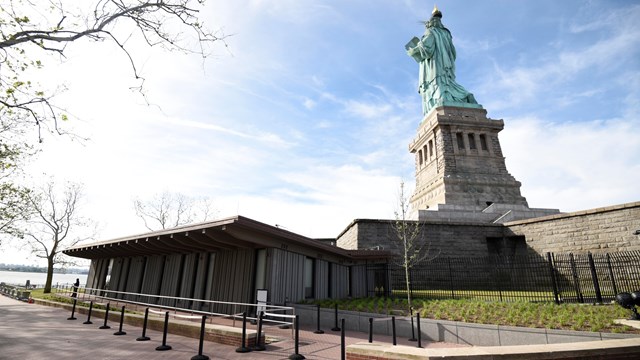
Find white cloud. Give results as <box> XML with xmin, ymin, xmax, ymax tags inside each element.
<box><xmin>501</xmin><ymin>116</ymin><xmax>640</xmax><ymax>212</ymax></box>
<box><xmin>213</xmin><ymin>164</ymin><xmax>402</xmax><ymax>237</ymax></box>
<box><xmin>480</xmin><ymin>4</ymin><xmax>640</xmax><ymax>111</ymax></box>
<box><xmin>303</xmin><ymin>98</ymin><xmax>317</xmax><ymax>109</ymax></box>
<box><xmin>344</xmin><ymin>100</ymin><xmax>392</xmax><ymax>119</ymax></box>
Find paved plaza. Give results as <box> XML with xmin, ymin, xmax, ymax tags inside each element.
<box><xmin>0</xmin><ymin>295</ymin><xmax>460</xmax><ymax>359</ymax></box>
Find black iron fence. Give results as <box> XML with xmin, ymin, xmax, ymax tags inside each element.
<box><xmin>362</xmin><ymin>251</ymin><xmax>640</xmax><ymax>304</ymax></box>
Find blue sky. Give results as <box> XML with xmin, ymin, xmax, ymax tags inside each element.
<box><xmin>3</xmin><ymin>0</ymin><xmax>640</xmax><ymax>265</ymax></box>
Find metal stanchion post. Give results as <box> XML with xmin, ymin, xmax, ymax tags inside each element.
<box><xmin>331</xmin><ymin>303</ymin><xmax>340</xmax><ymax>331</ymax></box>
<box><xmin>253</xmin><ymin>311</ymin><xmax>266</xmax><ymax>351</ymax></box>
<box><xmin>113</xmin><ymin>305</ymin><xmax>126</xmax><ymax>335</ymax></box>
<box><xmin>392</xmin><ymin>316</ymin><xmax>397</xmax><ymax>346</ymax></box>
<box><xmin>288</xmin><ymin>315</ymin><xmax>305</xmax><ymax>360</ymax></box>
<box><xmin>99</xmin><ymin>303</ymin><xmax>111</xmax><ymax>329</ymax></box>
<box><xmin>83</xmin><ymin>301</ymin><xmax>93</xmax><ymax>324</ymax></box>
<box><xmin>314</xmin><ymin>304</ymin><xmax>324</xmax><ymax>334</ymax></box>
<box><xmin>155</xmin><ymin>311</ymin><xmax>172</xmax><ymax>351</ymax></box>
<box><xmin>235</xmin><ymin>312</ymin><xmax>251</xmax><ymax>353</ymax></box>
<box><xmin>368</xmin><ymin>318</ymin><xmax>373</xmax><ymax>343</ymax></box>
<box><xmin>190</xmin><ymin>315</ymin><xmax>209</xmax><ymax>360</ymax></box>
<box><xmin>136</xmin><ymin>307</ymin><xmax>151</xmax><ymax>341</ymax></box>
<box><xmin>340</xmin><ymin>318</ymin><xmax>345</xmax><ymax>360</ymax></box>
<box><xmin>67</xmin><ymin>299</ymin><xmax>77</xmax><ymax>320</ymax></box>
<box><xmin>416</xmin><ymin>312</ymin><xmax>422</xmax><ymax>348</ymax></box>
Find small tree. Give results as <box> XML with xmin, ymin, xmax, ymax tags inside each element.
<box><xmin>133</xmin><ymin>191</ymin><xmax>216</xmax><ymax>231</ymax></box>
<box><xmin>390</xmin><ymin>181</ymin><xmax>435</xmax><ymax>314</ymax></box>
<box><xmin>24</xmin><ymin>180</ymin><xmax>94</xmax><ymax>293</ymax></box>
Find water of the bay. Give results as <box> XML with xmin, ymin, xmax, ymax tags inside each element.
<box><xmin>0</xmin><ymin>270</ymin><xmax>88</xmax><ymax>287</ymax></box>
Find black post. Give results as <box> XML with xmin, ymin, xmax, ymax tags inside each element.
<box><xmin>155</xmin><ymin>311</ymin><xmax>172</xmax><ymax>351</ymax></box>
<box><xmin>190</xmin><ymin>315</ymin><xmax>209</xmax><ymax>360</ymax></box>
<box><xmin>136</xmin><ymin>307</ymin><xmax>151</xmax><ymax>341</ymax></box>
<box><xmin>546</xmin><ymin>252</ymin><xmax>560</xmax><ymax>304</ymax></box>
<box><xmin>588</xmin><ymin>253</ymin><xmax>603</xmax><ymax>304</ymax></box>
<box><xmin>67</xmin><ymin>299</ymin><xmax>77</xmax><ymax>320</ymax></box>
<box><xmin>288</xmin><ymin>315</ymin><xmax>305</xmax><ymax>360</ymax></box>
<box><xmin>113</xmin><ymin>305</ymin><xmax>126</xmax><ymax>335</ymax></box>
<box><xmin>606</xmin><ymin>254</ymin><xmax>618</xmax><ymax>296</ymax></box>
<box><xmin>368</xmin><ymin>317</ymin><xmax>373</xmax><ymax>343</ymax></box>
<box><xmin>340</xmin><ymin>318</ymin><xmax>345</xmax><ymax>360</ymax></box>
<box><xmin>235</xmin><ymin>312</ymin><xmax>251</xmax><ymax>353</ymax></box>
<box><xmin>392</xmin><ymin>316</ymin><xmax>397</xmax><ymax>346</ymax></box>
<box><xmin>416</xmin><ymin>312</ymin><xmax>422</xmax><ymax>348</ymax></box>
<box><xmin>314</xmin><ymin>304</ymin><xmax>324</xmax><ymax>334</ymax></box>
<box><xmin>569</xmin><ymin>253</ymin><xmax>584</xmax><ymax>303</ymax></box>
<box><xmin>253</xmin><ymin>311</ymin><xmax>266</xmax><ymax>351</ymax></box>
<box><xmin>83</xmin><ymin>301</ymin><xmax>93</xmax><ymax>324</ymax></box>
<box><xmin>447</xmin><ymin>258</ymin><xmax>455</xmax><ymax>299</ymax></box>
<box><xmin>408</xmin><ymin>307</ymin><xmax>417</xmax><ymax>341</ymax></box>
<box><xmin>331</xmin><ymin>303</ymin><xmax>340</xmax><ymax>331</ymax></box>
<box><xmin>99</xmin><ymin>303</ymin><xmax>111</xmax><ymax>329</ymax></box>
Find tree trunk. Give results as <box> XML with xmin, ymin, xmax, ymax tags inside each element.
<box><xmin>44</xmin><ymin>257</ymin><xmax>54</xmax><ymax>293</ymax></box>
<box><xmin>404</xmin><ymin>232</ymin><xmax>413</xmax><ymax>314</ymax></box>
<box><xmin>405</xmin><ymin>263</ymin><xmax>412</xmax><ymax>313</ymax></box>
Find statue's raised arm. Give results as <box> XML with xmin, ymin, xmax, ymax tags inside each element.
<box><xmin>406</xmin><ymin>6</ymin><xmax>482</xmax><ymax>116</ymax></box>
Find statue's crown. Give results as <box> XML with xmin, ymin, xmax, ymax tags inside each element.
<box><xmin>432</xmin><ymin>5</ymin><xmax>442</xmax><ymax>18</ymax></box>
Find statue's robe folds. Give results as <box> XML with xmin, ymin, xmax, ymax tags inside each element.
<box><xmin>407</xmin><ymin>23</ymin><xmax>481</xmax><ymax>115</ymax></box>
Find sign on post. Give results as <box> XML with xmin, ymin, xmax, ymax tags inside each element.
<box><xmin>256</xmin><ymin>289</ymin><xmax>268</xmax><ymax>317</ymax></box>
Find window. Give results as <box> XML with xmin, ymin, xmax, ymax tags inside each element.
<box><xmin>104</xmin><ymin>259</ymin><xmax>114</xmax><ymax>289</ymax></box>
<box><xmin>347</xmin><ymin>266</ymin><xmax>352</xmax><ymax>297</ymax></box>
<box><xmin>468</xmin><ymin>133</ymin><xmax>477</xmax><ymax>150</ymax></box>
<box><xmin>304</xmin><ymin>257</ymin><xmax>315</xmax><ymax>299</ymax></box>
<box><xmin>254</xmin><ymin>249</ymin><xmax>267</xmax><ymax>291</ymax></box>
<box><xmin>456</xmin><ymin>132</ymin><xmax>465</xmax><ymax>150</ymax></box>
<box><xmin>418</xmin><ymin>150</ymin><xmax>423</xmax><ymax>165</ymax></box>
<box><xmin>327</xmin><ymin>263</ymin><xmax>333</xmax><ymax>298</ymax></box>
<box><xmin>428</xmin><ymin>140</ymin><xmax>434</xmax><ymax>159</ymax></box>
<box><xmin>479</xmin><ymin>134</ymin><xmax>488</xmax><ymax>151</ymax></box>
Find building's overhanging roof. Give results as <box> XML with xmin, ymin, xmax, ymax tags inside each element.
<box><xmin>63</xmin><ymin>215</ymin><xmax>392</xmax><ymax>263</ymax></box>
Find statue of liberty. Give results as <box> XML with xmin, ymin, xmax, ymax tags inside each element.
<box><xmin>406</xmin><ymin>6</ymin><xmax>482</xmax><ymax>116</ymax></box>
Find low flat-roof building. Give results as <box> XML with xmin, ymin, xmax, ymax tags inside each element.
<box><xmin>64</xmin><ymin>216</ymin><xmax>391</xmax><ymax>312</ymax></box>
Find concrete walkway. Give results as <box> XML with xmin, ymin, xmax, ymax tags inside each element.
<box><xmin>0</xmin><ymin>295</ymin><xmax>461</xmax><ymax>359</ymax></box>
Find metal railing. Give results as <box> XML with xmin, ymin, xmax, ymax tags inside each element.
<box><xmin>362</xmin><ymin>250</ymin><xmax>640</xmax><ymax>304</ymax></box>
<box><xmin>55</xmin><ymin>285</ymin><xmax>295</xmax><ymax>328</ymax></box>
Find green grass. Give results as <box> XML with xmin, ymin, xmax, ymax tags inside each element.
<box><xmin>308</xmin><ymin>297</ymin><xmax>636</xmax><ymax>334</ymax></box>
<box><xmin>391</xmin><ymin>289</ymin><xmax>555</xmax><ymax>301</ymax></box>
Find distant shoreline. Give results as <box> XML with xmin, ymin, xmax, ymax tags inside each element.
<box><xmin>0</xmin><ymin>270</ymin><xmax>89</xmax><ymax>286</ymax></box>
<box><xmin>0</xmin><ymin>268</ymin><xmax>89</xmax><ymax>275</ymax></box>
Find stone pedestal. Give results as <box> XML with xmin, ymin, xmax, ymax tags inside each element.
<box><xmin>409</xmin><ymin>106</ymin><xmax>528</xmax><ymax>213</ymax></box>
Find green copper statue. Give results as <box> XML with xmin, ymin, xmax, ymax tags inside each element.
<box><xmin>406</xmin><ymin>6</ymin><xmax>482</xmax><ymax>116</ymax></box>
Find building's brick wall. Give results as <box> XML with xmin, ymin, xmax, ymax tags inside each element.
<box><xmin>506</xmin><ymin>202</ymin><xmax>640</xmax><ymax>254</ymax></box>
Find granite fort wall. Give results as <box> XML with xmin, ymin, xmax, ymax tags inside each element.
<box><xmin>336</xmin><ymin>219</ymin><xmax>504</xmax><ymax>257</ymax></box>
<box><xmin>505</xmin><ymin>202</ymin><xmax>640</xmax><ymax>254</ymax></box>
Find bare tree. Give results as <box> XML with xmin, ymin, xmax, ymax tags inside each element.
<box><xmin>133</xmin><ymin>191</ymin><xmax>216</xmax><ymax>231</ymax></box>
<box><xmin>1</xmin><ymin>0</ymin><xmax>226</xmax><ymax>142</ymax></box>
<box><xmin>24</xmin><ymin>180</ymin><xmax>95</xmax><ymax>293</ymax></box>
<box><xmin>390</xmin><ymin>181</ymin><xmax>435</xmax><ymax>315</ymax></box>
